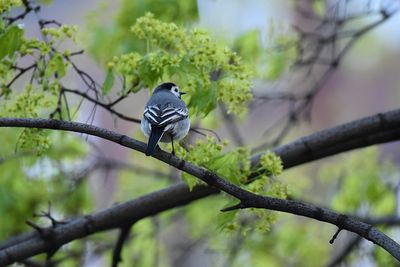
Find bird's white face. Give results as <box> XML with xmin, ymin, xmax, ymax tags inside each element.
<box><xmin>170</xmin><ymin>85</ymin><xmax>181</xmax><ymax>98</ymax></box>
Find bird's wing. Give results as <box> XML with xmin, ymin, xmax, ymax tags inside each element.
<box><xmin>144</xmin><ymin>105</ymin><xmax>188</xmax><ymax>127</ymax></box>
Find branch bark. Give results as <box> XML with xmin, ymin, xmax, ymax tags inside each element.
<box><xmin>0</xmin><ymin>108</ymin><xmax>399</xmax><ymax>264</ymax></box>
<box><xmin>326</xmin><ymin>216</ymin><xmax>400</xmax><ymax>267</ymax></box>
<box><xmin>0</xmin><ymin>184</ymin><xmax>218</xmax><ymax>265</ymax></box>
<box><xmin>111</xmin><ymin>225</ymin><xmax>134</xmax><ymax>267</ymax></box>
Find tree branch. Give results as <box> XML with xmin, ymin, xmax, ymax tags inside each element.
<box><xmin>0</xmin><ymin>184</ymin><xmax>217</xmax><ymax>265</ymax></box>
<box><xmin>111</xmin><ymin>225</ymin><xmax>133</xmax><ymax>267</ymax></box>
<box><xmin>253</xmin><ymin>2</ymin><xmax>398</xmax><ymax>148</ymax></box>
<box><xmin>326</xmin><ymin>216</ymin><xmax>400</xmax><ymax>267</ymax></box>
<box><xmin>0</xmin><ymin>108</ymin><xmax>400</xmax><ymax>264</ymax></box>
<box><xmin>251</xmin><ymin>109</ymin><xmax>400</xmax><ymax>170</ymax></box>
<box><xmin>61</xmin><ymin>87</ymin><xmax>141</xmax><ymax>123</ymax></box>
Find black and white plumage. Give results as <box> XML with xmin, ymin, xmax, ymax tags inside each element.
<box><xmin>141</xmin><ymin>82</ymin><xmax>190</xmax><ymax>156</ymax></box>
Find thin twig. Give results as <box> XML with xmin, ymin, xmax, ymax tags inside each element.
<box><xmin>111</xmin><ymin>225</ymin><xmax>133</xmax><ymax>267</ymax></box>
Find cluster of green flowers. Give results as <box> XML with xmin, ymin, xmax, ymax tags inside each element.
<box><xmin>0</xmin><ymin>21</ymin><xmax>77</xmax><ymax>155</ymax></box>
<box><xmin>220</xmin><ymin>174</ymin><xmax>286</xmax><ymax>234</ymax></box>
<box><xmin>17</xmin><ymin>128</ymin><xmax>50</xmax><ymax>155</ymax></box>
<box><xmin>108</xmin><ymin>52</ymin><xmax>141</xmax><ymax>93</ymax></box>
<box><xmin>3</xmin><ymin>84</ymin><xmax>57</xmax><ymax>118</ymax></box>
<box><xmin>181</xmin><ymin>137</ymin><xmax>287</xmax><ymax>233</ymax></box>
<box><xmin>241</xmin><ymin>152</ymin><xmax>286</xmax><ymax>233</ymax></box>
<box><xmin>0</xmin><ymin>58</ymin><xmax>14</xmax><ymax>97</ymax></box>
<box><xmin>0</xmin><ymin>0</ymin><xmax>21</xmax><ymax>14</ymax></box>
<box><xmin>109</xmin><ymin>13</ymin><xmax>253</xmax><ymax>116</ymax></box>
<box><xmin>259</xmin><ymin>151</ymin><xmax>283</xmax><ymax>177</ymax></box>
<box><xmin>179</xmin><ymin>137</ymin><xmax>256</xmax><ymax>190</ymax></box>
<box><xmin>241</xmin><ymin>175</ymin><xmax>288</xmax><ymax>232</ymax></box>
<box><xmin>13</xmin><ymin>25</ymin><xmax>77</xmax><ymax>59</ymax></box>
<box><xmin>41</xmin><ymin>24</ymin><xmax>78</xmax><ymax>44</ymax></box>
<box><xmin>1</xmin><ymin>84</ymin><xmax>55</xmax><ymax>155</ymax></box>
<box><xmin>179</xmin><ymin>136</ymin><xmax>229</xmax><ymax>190</ymax></box>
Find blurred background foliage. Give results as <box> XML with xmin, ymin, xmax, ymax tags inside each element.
<box><xmin>87</xmin><ymin>0</ymin><xmax>198</xmax><ymax>63</ymax></box>
<box><xmin>0</xmin><ymin>0</ymin><xmax>399</xmax><ymax>266</ymax></box>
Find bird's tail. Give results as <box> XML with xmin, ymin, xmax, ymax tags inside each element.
<box><xmin>145</xmin><ymin>126</ymin><xmax>165</xmax><ymax>156</ymax></box>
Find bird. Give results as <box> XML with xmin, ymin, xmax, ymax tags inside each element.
<box><xmin>141</xmin><ymin>82</ymin><xmax>190</xmax><ymax>156</ymax></box>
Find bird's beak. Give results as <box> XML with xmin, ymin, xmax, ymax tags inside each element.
<box><xmin>180</xmin><ymin>92</ymin><xmax>187</xmax><ymax>96</ymax></box>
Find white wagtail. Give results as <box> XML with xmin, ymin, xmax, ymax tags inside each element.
<box><xmin>141</xmin><ymin>82</ymin><xmax>190</xmax><ymax>156</ymax></box>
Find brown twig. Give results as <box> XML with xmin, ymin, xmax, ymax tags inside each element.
<box><xmin>111</xmin><ymin>225</ymin><xmax>133</xmax><ymax>267</ymax></box>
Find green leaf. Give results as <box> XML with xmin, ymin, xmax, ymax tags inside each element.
<box><xmin>102</xmin><ymin>70</ymin><xmax>115</xmax><ymax>95</ymax></box>
<box><xmin>0</xmin><ymin>25</ymin><xmax>24</xmax><ymax>60</ymax></box>
<box><xmin>209</xmin><ymin>152</ymin><xmax>241</xmax><ymax>184</ymax></box>
<box><xmin>188</xmin><ymin>82</ymin><xmax>217</xmax><ymax>116</ymax></box>
<box><xmin>182</xmin><ymin>173</ymin><xmax>201</xmax><ymax>191</ymax></box>
<box><xmin>217</xmin><ymin>200</ymin><xmax>239</xmax><ymax>231</ymax></box>
<box><xmin>46</xmin><ymin>52</ymin><xmax>66</xmax><ymax>78</ymax></box>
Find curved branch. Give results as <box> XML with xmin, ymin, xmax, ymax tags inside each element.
<box><xmin>327</xmin><ymin>216</ymin><xmax>400</xmax><ymax>267</ymax></box>
<box><xmin>0</xmin><ymin>184</ymin><xmax>217</xmax><ymax>265</ymax></box>
<box><xmin>252</xmin><ymin>109</ymin><xmax>400</xmax><ymax>170</ymax></box>
<box><xmin>0</xmin><ymin>108</ymin><xmax>399</xmax><ymax>264</ymax></box>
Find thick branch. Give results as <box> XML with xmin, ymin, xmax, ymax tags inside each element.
<box><xmin>0</xmin><ymin>184</ymin><xmax>218</xmax><ymax>265</ymax></box>
<box><xmin>0</xmin><ymin>108</ymin><xmax>399</xmax><ymax>264</ymax></box>
<box><xmin>326</xmin><ymin>216</ymin><xmax>400</xmax><ymax>267</ymax></box>
<box><xmin>252</xmin><ymin>109</ymin><xmax>400</xmax><ymax>170</ymax></box>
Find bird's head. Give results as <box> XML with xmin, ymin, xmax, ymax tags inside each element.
<box><xmin>154</xmin><ymin>82</ymin><xmax>186</xmax><ymax>99</ymax></box>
